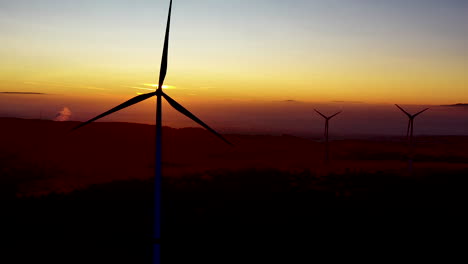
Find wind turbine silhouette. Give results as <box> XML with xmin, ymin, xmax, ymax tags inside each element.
<box><xmin>314</xmin><ymin>109</ymin><xmax>342</xmax><ymax>164</ymax></box>
<box><xmin>72</xmin><ymin>0</ymin><xmax>231</xmax><ymax>262</ymax></box>
<box><xmin>395</xmin><ymin>104</ymin><xmax>429</xmax><ymax>171</ymax></box>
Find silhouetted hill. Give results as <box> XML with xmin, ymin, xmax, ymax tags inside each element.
<box><xmin>1</xmin><ymin>117</ymin><xmax>468</xmax><ymax>196</ymax></box>
<box><xmin>3</xmin><ymin>118</ymin><xmax>468</xmax><ymax>263</ymax></box>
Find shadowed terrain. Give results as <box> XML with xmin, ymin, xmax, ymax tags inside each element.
<box><xmin>2</xmin><ymin>117</ymin><xmax>468</xmax><ymax>197</ymax></box>
<box><xmin>2</xmin><ymin>117</ymin><xmax>468</xmax><ymax>263</ymax></box>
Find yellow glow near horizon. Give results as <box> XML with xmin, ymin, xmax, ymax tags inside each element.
<box><xmin>143</xmin><ymin>84</ymin><xmax>175</xmax><ymax>89</ymax></box>
<box><xmin>1</xmin><ymin>1</ymin><xmax>467</xmax><ymax>106</ymax></box>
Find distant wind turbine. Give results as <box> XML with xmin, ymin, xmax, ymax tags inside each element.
<box><xmin>395</xmin><ymin>104</ymin><xmax>429</xmax><ymax>171</ymax></box>
<box><xmin>72</xmin><ymin>1</ymin><xmax>232</xmax><ymax>263</ymax></box>
<box><xmin>314</xmin><ymin>109</ymin><xmax>342</xmax><ymax>163</ymax></box>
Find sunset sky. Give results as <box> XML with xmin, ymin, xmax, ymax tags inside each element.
<box><xmin>1</xmin><ymin>0</ymin><xmax>467</xmax><ymax>134</ymax></box>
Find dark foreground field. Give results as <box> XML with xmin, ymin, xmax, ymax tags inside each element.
<box><xmin>3</xmin><ymin>168</ymin><xmax>468</xmax><ymax>263</ymax></box>
<box><xmin>1</xmin><ymin>118</ymin><xmax>468</xmax><ymax>262</ymax></box>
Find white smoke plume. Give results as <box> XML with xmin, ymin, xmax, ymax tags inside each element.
<box><xmin>54</xmin><ymin>107</ymin><xmax>72</xmax><ymax>121</ymax></box>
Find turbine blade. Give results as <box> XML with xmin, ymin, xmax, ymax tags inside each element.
<box><xmin>329</xmin><ymin>111</ymin><xmax>342</xmax><ymax>119</ymax></box>
<box><xmin>314</xmin><ymin>109</ymin><xmax>327</xmax><ymax>119</ymax></box>
<box><xmin>162</xmin><ymin>92</ymin><xmax>233</xmax><ymax>146</ymax></box>
<box><xmin>158</xmin><ymin>0</ymin><xmax>172</xmax><ymax>88</ymax></box>
<box><xmin>395</xmin><ymin>104</ymin><xmax>411</xmax><ymax>118</ymax></box>
<box><xmin>72</xmin><ymin>92</ymin><xmax>156</xmax><ymax>131</ymax></box>
<box><xmin>413</xmin><ymin>108</ymin><xmax>429</xmax><ymax>117</ymax></box>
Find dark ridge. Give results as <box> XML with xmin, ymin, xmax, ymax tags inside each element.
<box><xmin>440</xmin><ymin>103</ymin><xmax>468</xmax><ymax>107</ymax></box>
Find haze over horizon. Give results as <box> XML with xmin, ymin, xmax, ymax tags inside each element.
<box><xmin>1</xmin><ymin>94</ymin><xmax>467</xmax><ymax>137</ymax></box>
<box><xmin>1</xmin><ymin>0</ymin><xmax>467</xmax><ymax>135</ymax></box>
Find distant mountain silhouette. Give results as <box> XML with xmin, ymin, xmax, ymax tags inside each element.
<box><xmin>441</xmin><ymin>103</ymin><xmax>468</xmax><ymax>107</ymax></box>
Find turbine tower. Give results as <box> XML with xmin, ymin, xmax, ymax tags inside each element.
<box><xmin>395</xmin><ymin>104</ymin><xmax>429</xmax><ymax>171</ymax></box>
<box><xmin>314</xmin><ymin>109</ymin><xmax>342</xmax><ymax>164</ymax></box>
<box><xmin>72</xmin><ymin>1</ymin><xmax>232</xmax><ymax>263</ymax></box>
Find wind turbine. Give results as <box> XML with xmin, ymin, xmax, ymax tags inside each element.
<box><xmin>314</xmin><ymin>109</ymin><xmax>342</xmax><ymax>164</ymax></box>
<box><xmin>395</xmin><ymin>104</ymin><xmax>429</xmax><ymax>171</ymax></box>
<box><xmin>72</xmin><ymin>1</ymin><xmax>232</xmax><ymax>262</ymax></box>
